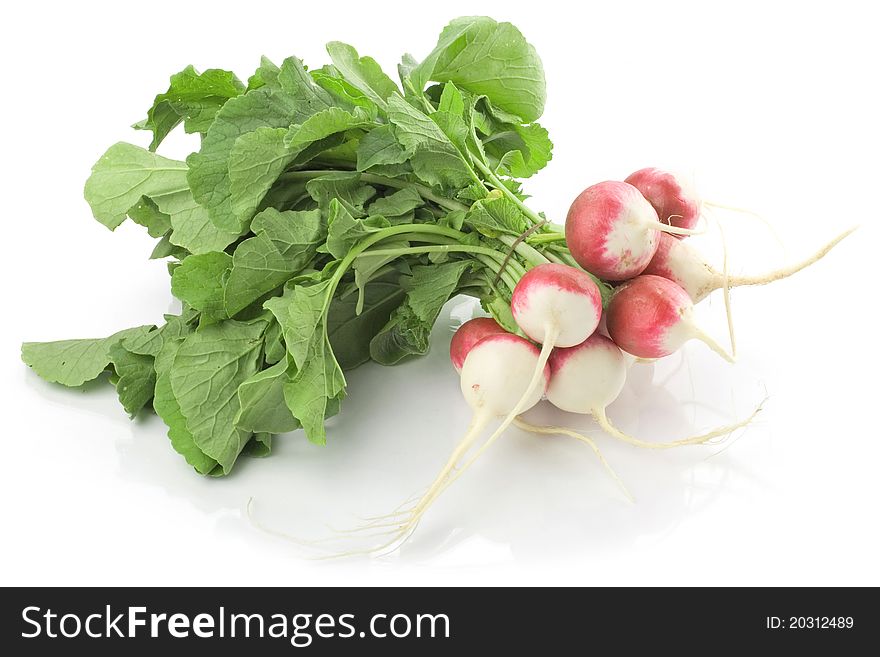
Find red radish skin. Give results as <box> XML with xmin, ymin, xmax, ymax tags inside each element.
<box><xmin>565</xmin><ymin>181</ymin><xmax>661</xmax><ymax>281</ymax></box>
<box><xmin>606</xmin><ymin>275</ymin><xmax>733</xmax><ymax>362</ymax></box>
<box><xmin>565</xmin><ymin>181</ymin><xmax>704</xmax><ymax>282</ymax></box>
<box><xmin>449</xmin><ymin>317</ymin><xmax>507</xmax><ymax>372</ymax></box>
<box><xmin>625</xmin><ymin>168</ymin><xmax>701</xmax><ymax>236</ymax></box>
<box><xmin>511</xmin><ymin>263</ymin><xmax>603</xmax><ymax>347</ymax></box>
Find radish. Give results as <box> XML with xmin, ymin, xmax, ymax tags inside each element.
<box><xmin>451</xmin><ymin>317</ymin><xmax>632</xmax><ymax>501</ymax></box>
<box><xmin>625</xmin><ymin>167</ymin><xmax>701</xmax><ymax>236</ymax></box>
<box><xmin>606</xmin><ymin>275</ymin><xmax>734</xmax><ymax>362</ymax></box>
<box><xmin>343</xmin><ymin>333</ymin><xmax>550</xmax><ymax>553</ymax></box>
<box><xmin>342</xmin><ymin>265</ymin><xmax>603</xmax><ymax>552</ymax></box>
<box><xmin>491</xmin><ymin>263</ymin><xmax>603</xmax><ymax>436</ymax></box>
<box><xmin>546</xmin><ymin>333</ymin><xmax>763</xmax><ymax>448</ymax></box>
<box><xmin>418</xmin><ymin>263</ymin><xmax>606</xmax><ymax>505</ymax></box>
<box><xmin>449</xmin><ymin>317</ymin><xmax>507</xmax><ymax>372</ymax></box>
<box><xmin>476</xmin><ymin>263</ymin><xmax>604</xmax><ymax>455</ymax></box>
<box><xmin>565</xmin><ymin>181</ymin><xmax>703</xmax><ymax>281</ymax></box>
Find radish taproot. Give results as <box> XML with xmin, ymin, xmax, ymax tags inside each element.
<box><xmin>606</xmin><ymin>275</ymin><xmax>734</xmax><ymax>362</ymax></box>
<box><xmin>644</xmin><ymin>229</ymin><xmax>857</xmax><ymax>303</ymax></box>
<box><xmin>565</xmin><ymin>181</ymin><xmax>703</xmax><ymax>281</ymax></box>
<box><xmin>546</xmin><ymin>333</ymin><xmax>761</xmax><ymax>448</ymax></box>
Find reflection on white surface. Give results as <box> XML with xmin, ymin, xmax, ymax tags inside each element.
<box><xmin>38</xmin><ymin>295</ymin><xmax>771</xmax><ymax>566</ymax></box>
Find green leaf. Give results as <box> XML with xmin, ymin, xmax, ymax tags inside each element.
<box><xmin>170</xmin><ymin>252</ymin><xmax>233</xmax><ymax>320</ymax></box>
<box><xmin>369</xmin><ymin>260</ymin><xmax>471</xmax><ymax>364</ymax></box>
<box><xmin>275</xmin><ymin>57</ymin><xmax>336</xmax><ymax>119</ymax></box>
<box><xmin>485</xmin><ymin>121</ymin><xmax>553</xmax><ymax>178</ymax></box>
<box><xmin>108</xmin><ymin>342</ymin><xmax>156</xmax><ymax>417</ymax></box>
<box><xmin>356</xmin><ymin>125</ymin><xmax>411</xmax><ymax>171</ymax></box>
<box><xmin>227</xmin><ymin>127</ymin><xmax>295</xmax><ymax>224</ymax></box>
<box><xmin>247</xmin><ymin>57</ymin><xmax>280</xmax><ymax>91</ymax></box>
<box><xmin>412</xmin><ymin>16</ymin><xmax>546</xmax><ymax>123</ymax></box>
<box><xmin>135</xmin><ymin>65</ymin><xmax>245</xmax><ymax>151</ymax></box>
<box><xmin>224</xmin><ymin>107</ymin><xmax>375</xmax><ymax>223</ymax></box>
<box><xmin>127</xmin><ymin>196</ymin><xmax>171</xmax><ymax>238</ymax></box>
<box><xmin>242</xmin><ymin>433</ymin><xmax>273</xmax><ymax>457</ymax></box>
<box><xmin>169</xmin><ymin>319</ymin><xmax>267</xmax><ymax>472</ymax></box>
<box><xmin>21</xmin><ymin>325</ymin><xmax>153</xmax><ymax>387</ymax></box>
<box><xmin>235</xmin><ymin>359</ymin><xmax>300</xmax><ymax>434</ymax></box>
<box><xmin>465</xmin><ymin>195</ymin><xmax>530</xmax><ymax>237</ymax></box>
<box><xmin>265</xmin><ymin>279</ymin><xmax>346</xmax><ymax>444</ymax></box>
<box><xmin>328</xmin><ymin>274</ymin><xmax>406</xmax><ymax>370</ymax></box>
<box><xmin>305</xmin><ymin>172</ymin><xmax>376</xmax><ymax>217</ymax></box>
<box><xmin>324</xmin><ymin>199</ymin><xmax>388</xmax><ymax>260</ymax></box>
<box><xmin>325</xmin><ymin>42</ymin><xmax>400</xmax><ymax>111</ymax></box>
<box><xmin>265</xmin><ymin>279</ymin><xmax>331</xmax><ymax>370</ymax></box>
<box><xmin>153</xmin><ymin>373</ymin><xmax>217</xmax><ymax>474</ymax></box>
<box><xmin>366</xmin><ymin>188</ymin><xmax>423</xmax><ymax>219</ymax></box>
<box><xmin>482</xmin><ymin>293</ymin><xmax>520</xmax><ymax>334</ymax></box>
<box><xmin>187</xmin><ymin>57</ymin><xmax>333</xmax><ymax>234</ymax></box>
<box><xmin>224</xmin><ymin>208</ymin><xmax>324</xmax><ymax>316</ymax></box>
<box><xmin>120</xmin><ymin>326</ymin><xmax>165</xmax><ymax>357</ymax></box>
<box><xmin>386</xmin><ymin>95</ymin><xmax>473</xmax><ymax>189</ymax></box>
<box><xmin>405</xmin><ymin>260</ymin><xmax>473</xmax><ymax>322</ymax></box>
<box><xmin>311</xmin><ymin>65</ymin><xmax>380</xmax><ymax>114</ymax></box>
<box><xmin>283</xmin><ymin>106</ymin><xmax>374</xmax><ymax>151</ymax></box>
<box><xmin>153</xmin><ymin>330</ymin><xmax>216</xmax><ymax>475</ymax></box>
<box><xmin>438</xmin><ymin>82</ymin><xmax>466</xmax><ymax>116</ymax></box>
<box><xmin>282</xmin><ymin>330</ymin><xmax>345</xmax><ymax>445</ymax></box>
<box><xmin>84</xmin><ymin>142</ymin><xmax>238</xmax><ymax>253</ymax></box>
<box><xmin>263</xmin><ymin>319</ymin><xmax>286</xmax><ymax>365</ymax></box>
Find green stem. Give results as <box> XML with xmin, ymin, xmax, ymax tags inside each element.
<box><xmin>324</xmin><ymin>224</ymin><xmax>463</xmax><ymax>311</ymax></box>
<box><xmin>542</xmin><ymin>249</ymin><xmax>566</xmax><ymax>266</ymax></box>
<box><xmin>546</xmin><ymin>246</ymin><xmax>580</xmax><ymax>268</ymax></box>
<box><xmin>497</xmin><ymin>235</ymin><xmax>550</xmax><ymax>269</ymax></box>
<box><xmin>526</xmin><ymin>232</ymin><xmax>566</xmax><ymax>245</ymax></box>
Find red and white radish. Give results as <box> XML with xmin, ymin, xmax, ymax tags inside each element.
<box><xmin>450</xmin><ymin>263</ymin><xmax>606</xmax><ymax>488</ymax></box>
<box><xmin>565</xmin><ymin>181</ymin><xmax>702</xmax><ymax>281</ymax></box>
<box><xmin>510</xmin><ymin>263</ymin><xmax>603</xmax><ymax>347</ymax></box>
<box><xmin>449</xmin><ymin>317</ymin><xmax>507</xmax><ymax>372</ymax></box>
<box><xmin>351</xmin><ymin>333</ymin><xmax>550</xmax><ymax>553</ymax></box>
<box><xmin>450</xmin><ymin>318</ymin><xmax>632</xmax><ymax>501</ymax></box>
<box><xmin>546</xmin><ymin>333</ymin><xmax>763</xmax><ymax>448</ymax></box>
<box><xmin>375</xmin><ymin>264</ymin><xmax>604</xmax><ymax>547</ymax></box>
<box><xmin>625</xmin><ymin>167</ymin><xmax>701</xmax><ymax>236</ymax></box>
<box><xmin>606</xmin><ymin>275</ymin><xmax>734</xmax><ymax>362</ymax></box>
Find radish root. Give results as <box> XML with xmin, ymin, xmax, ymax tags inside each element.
<box><xmin>512</xmin><ymin>418</ymin><xmax>634</xmax><ymax>502</ymax></box>
<box><xmin>724</xmin><ymin>226</ymin><xmax>857</xmax><ymax>288</ymax></box>
<box><xmin>591</xmin><ymin>398</ymin><xmax>766</xmax><ymax>450</ymax></box>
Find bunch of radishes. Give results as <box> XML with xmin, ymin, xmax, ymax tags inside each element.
<box><xmin>338</xmin><ymin>168</ymin><xmax>851</xmax><ymax>555</ymax></box>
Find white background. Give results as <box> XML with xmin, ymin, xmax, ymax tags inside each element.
<box><xmin>1</xmin><ymin>0</ymin><xmax>877</xmax><ymax>586</ymax></box>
